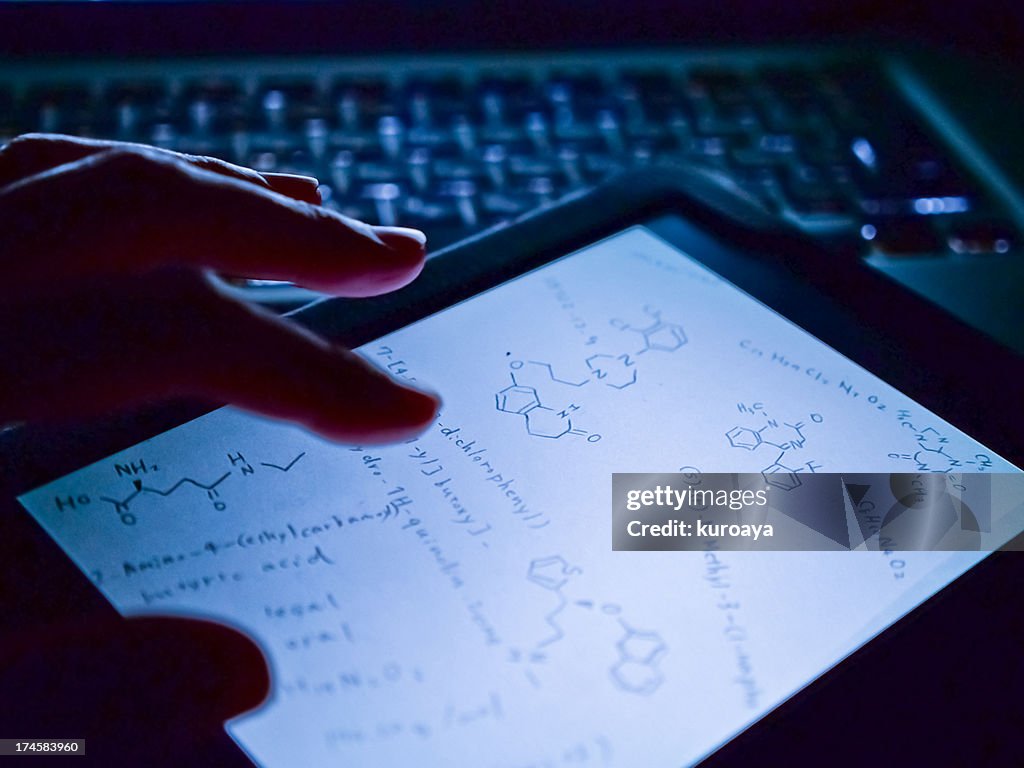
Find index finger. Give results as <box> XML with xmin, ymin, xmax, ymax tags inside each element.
<box><xmin>0</xmin><ymin>146</ymin><xmax>427</xmax><ymax>297</ymax></box>
<box><xmin>0</xmin><ymin>133</ymin><xmax>322</xmax><ymax>204</ymax></box>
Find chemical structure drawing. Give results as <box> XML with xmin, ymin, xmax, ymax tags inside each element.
<box><xmin>496</xmin><ymin>306</ymin><xmax>687</xmax><ymax>441</ymax></box>
<box><xmin>509</xmin><ymin>554</ymin><xmax>667</xmax><ymax>695</ymax></box>
<box><xmin>888</xmin><ymin>410</ymin><xmax>994</xmax><ymax>472</ymax></box>
<box><xmin>52</xmin><ymin>450</ymin><xmax>307</xmax><ymax>527</ymax></box>
<box><xmin>527</xmin><ymin>555</ymin><xmax>583</xmax><ymax>648</ymax></box>
<box><xmin>585</xmin><ymin>353</ymin><xmax>638</xmax><ymax>390</ymax></box>
<box><xmin>99</xmin><ymin>472</ymin><xmax>232</xmax><ymax>525</ymax></box>
<box><xmin>610</xmin><ymin>622</ymin><xmax>668</xmax><ymax>696</ymax></box>
<box><xmin>725</xmin><ymin>402</ymin><xmax>824</xmax><ymax>491</ymax></box>
<box><xmin>528</xmin><ymin>554</ymin><xmax>583</xmax><ymax>592</ymax></box>
<box><xmin>610</xmin><ymin>305</ymin><xmax>688</xmax><ymax>357</ymax></box>
<box><xmin>495</xmin><ymin>361</ymin><xmax>599</xmax><ymax>441</ymax></box>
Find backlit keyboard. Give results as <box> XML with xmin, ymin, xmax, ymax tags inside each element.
<box><xmin>0</xmin><ymin>51</ymin><xmax>1017</xmax><ymax>304</ymax></box>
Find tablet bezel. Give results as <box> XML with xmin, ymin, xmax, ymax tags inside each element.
<box><xmin>2</xmin><ymin>165</ymin><xmax>1022</xmax><ymax>765</ymax></box>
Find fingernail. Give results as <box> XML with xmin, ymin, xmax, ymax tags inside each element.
<box><xmin>264</xmin><ymin>172</ymin><xmax>319</xmax><ymax>186</ymax></box>
<box><xmin>373</xmin><ymin>226</ymin><xmax>428</xmax><ymax>253</ymax></box>
<box><xmin>263</xmin><ymin>172</ymin><xmax>322</xmax><ymax>203</ymax></box>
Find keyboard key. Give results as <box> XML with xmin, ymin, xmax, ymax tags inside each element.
<box><xmin>546</xmin><ymin>70</ymin><xmax>607</xmax><ymax>104</ymax></box>
<box><xmin>364</xmin><ymin>182</ymin><xmax>403</xmax><ymax>226</ymax></box>
<box><xmin>404</xmin><ymin>75</ymin><xmax>467</xmax><ymax>123</ymax></box>
<box><xmin>357</xmin><ymin>159</ymin><xmax>407</xmax><ymax>183</ymax></box>
<box><xmin>406</xmin><ymin>123</ymin><xmax>454</xmax><ymax>150</ymax></box>
<box><xmin>183</xmin><ymin>79</ymin><xmax>246</xmax><ymax>119</ymax></box>
<box><xmin>592</xmin><ymin>108</ymin><xmax>625</xmax><ymax>153</ymax></box>
<box><xmin>508</xmin><ymin>153</ymin><xmax>558</xmax><ymax>178</ymax></box>
<box><xmin>481</xmin><ymin>144</ymin><xmax>509</xmax><ymax>188</ymax></box>
<box><xmin>330</xmin><ymin>150</ymin><xmax>356</xmax><ymax>195</ymax></box>
<box><xmin>104</xmin><ymin>80</ymin><xmax>169</xmax><ymax>136</ymax></box>
<box><xmin>261</xmin><ymin>89</ymin><xmax>288</xmax><ymax>132</ymax></box>
<box><xmin>150</xmin><ymin>122</ymin><xmax>178</xmax><ymax>149</ymax></box>
<box><xmin>481</xmin><ymin>190</ymin><xmax>532</xmax><ymax>217</ymax></box>
<box><xmin>616</xmin><ymin>69</ymin><xmax>679</xmax><ymax>127</ymax></box>
<box><xmin>451</xmin><ymin>114</ymin><xmax>478</xmax><ymax>153</ymax></box>
<box><xmin>433</xmin><ymin>156</ymin><xmax>483</xmax><ymax>180</ymax></box>
<box><xmin>332</xmin><ymin>78</ymin><xmax>396</xmax><ymax>130</ymax></box>
<box><xmin>524</xmin><ymin>111</ymin><xmax>551</xmax><ymax>152</ymax></box>
<box><xmin>477</xmin><ymin>73</ymin><xmax>543</xmax><ymax>126</ymax></box>
<box><xmin>439</xmin><ymin>178</ymin><xmax>481</xmax><ymax>228</ymax></box>
<box><xmin>526</xmin><ymin>176</ymin><xmax>557</xmax><ymax>205</ymax></box>
<box><xmin>407</xmin><ymin>146</ymin><xmax>433</xmax><ymax>192</ymax></box>
<box><xmin>557</xmin><ymin>145</ymin><xmax>586</xmax><ymax>186</ymax></box>
<box><xmin>545</xmin><ymin>70</ymin><xmax>607</xmax><ymax>128</ymax></box>
<box><xmin>303</xmin><ymin>117</ymin><xmax>329</xmax><ymax>160</ymax></box>
<box><xmin>402</xmin><ymin>194</ymin><xmax>462</xmax><ymax>229</ymax></box>
<box><xmin>377</xmin><ymin>115</ymin><xmax>405</xmax><ymax>160</ymax></box>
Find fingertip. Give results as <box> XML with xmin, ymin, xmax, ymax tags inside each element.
<box><xmin>316</xmin><ymin>397</ymin><xmax>438</xmax><ymax>444</ymax></box>
<box><xmin>373</xmin><ymin>227</ymin><xmax>427</xmax><ymax>273</ymax></box>
<box><xmin>312</xmin><ymin>356</ymin><xmax>441</xmax><ymax>444</ymax></box>
<box><xmin>173</xmin><ymin>618</ymin><xmax>272</xmax><ymax>717</ymax></box>
<box><xmin>317</xmin><ymin>224</ymin><xmax>427</xmax><ymax>297</ymax></box>
<box><xmin>350</xmin><ymin>373</ymin><xmax>441</xmax><ymax>440</ymax></box>
<box><xmin>394</xmin><ymin>384</ymin><xmax>442</xmax><ymax>429</ymax></box>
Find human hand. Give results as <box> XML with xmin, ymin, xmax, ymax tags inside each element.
<box><xmin>0</xmin><ymin>133</ymin><xmax>439</xmax><ymax>442</ymax></box>
<box><xmin>0</xmin><ymin>615</ymin><xmax>270</xmax><ymax>766</ymax></box>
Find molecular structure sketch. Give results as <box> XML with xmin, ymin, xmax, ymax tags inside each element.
<box><xmin>100</xmin><ymin>472</ymin><xmax>232</xmax><ymax>524</ymax></box>
<box><xmin>510</xmin><ymin>554</ymin><xmax>667</xmax><ymax>695</ymax></box>
<box><xmin>725</xmin><ymin>402</ymin><xmax>824</xmax><ymax>491</ymax></box>
<box><xmin>496</xmin><ymin>361</ymin><xmax>598</xmax><ymax>441</ymax></box>
<box><xmin>609</xmin><ymin>306</ymin><xmax>688</xmax><ymax>358</ymax></box>
<box><xmin>496</xmin><ymin>306</ymin><xmax>687</xmax><ymax>441</ymax></box>
<box><xmin>611</xmin><ymin>623</ymin><xmax>669</xmax><ymax>696</ymax></box>
<box><xmin>888</xmin><ymin>410</ymin><xmax>994</xmax><ymax>472</ymax></box>
<box><xmin>50</xmin><ymin>451</ymin><xmax>307</xmax><ymax>527</ymax></box>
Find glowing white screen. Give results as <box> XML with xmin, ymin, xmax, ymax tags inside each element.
<box><xmin>18</xmin><ymin>226</ymin><xmax>1017</xmax><ymax>767</ymax></box>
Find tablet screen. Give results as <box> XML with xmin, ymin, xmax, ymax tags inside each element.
<box><xmin>17</xmin><ymin>223</ymin><xmax>1020</xmax><ymax>767</ymax></box>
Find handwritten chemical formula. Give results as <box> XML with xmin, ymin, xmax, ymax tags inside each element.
<box><xmin>51</xmin><ymin>450</ymin><xmax>306</xmax><ymax>526</ymax></box>
<box><xmin>496</xmin><ymin>306</ymin><xmax>688</xmax><ymax>442</ymax></box>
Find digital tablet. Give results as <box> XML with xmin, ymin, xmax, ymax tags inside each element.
<box><xmin>5</xmin><ymin>167</ymin><xmax>1024</xmax><ymax>766</ymax></box>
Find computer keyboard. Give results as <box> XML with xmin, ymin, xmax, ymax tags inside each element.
<box><xmin>0</xmin><ymin>51</ymin><xmax>1018</xmax><ymax>307</ymax></box>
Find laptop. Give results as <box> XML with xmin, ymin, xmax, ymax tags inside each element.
<box><xmin>1</xmin><ymin>0</ymin><xmax>1022</xmax><ymax>353</ymax></box>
